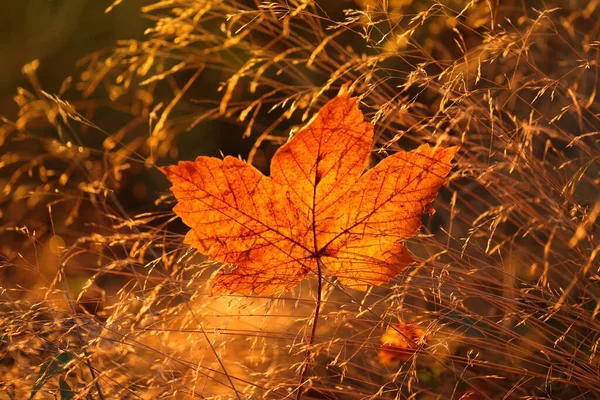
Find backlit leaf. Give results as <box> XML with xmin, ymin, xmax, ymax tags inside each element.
<box><xmin>378</xmin><ymin>322</ymin><xmax>428</xmax><ymax>364</ymax></box>
<box><xmin>162</xmin><ymin>95</ymin><xmax>458</xmax><ymax>295</ymax></box>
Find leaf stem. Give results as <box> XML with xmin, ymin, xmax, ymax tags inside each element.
<box><xmin>295</xmin><ymin>258</ymin><xmax>323</xmax><ymax>400</ymax></box>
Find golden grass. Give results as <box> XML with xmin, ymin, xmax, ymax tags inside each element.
<box><xmin>1</xmin><ymin>0</ymin><xmax>599</xmax><ymax>398</ymax></box>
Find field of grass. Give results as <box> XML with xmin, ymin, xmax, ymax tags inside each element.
<box><xmin>1</xmin><ymin>1</ymin><xmax>599</xmax><ymax>398</ymax></box>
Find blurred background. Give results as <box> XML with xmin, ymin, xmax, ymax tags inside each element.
<box><xmin>0</xmin><ymin>0</ymin><xmax>354</xmax><ymax>164</ymax></box>
<box><xmin>0</xmin><ymin>1</ymin><xmax>145</xmax><ymax>115</ymax></box>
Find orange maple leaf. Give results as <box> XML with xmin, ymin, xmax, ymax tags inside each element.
<box><xmin>378</xmin><ymin>322</ymin><xmax>428</xmax><ymax>364</ymax></box>
<box><xmin>161</xmin><ymin>95</ymin><xmax>458</xmax><ymax>295</ymax></box>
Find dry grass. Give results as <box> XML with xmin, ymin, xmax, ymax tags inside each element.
<box><xmin>1</xmin><ymin>0</ymin><xmax>599</xmax><ymax>398</ymax></box>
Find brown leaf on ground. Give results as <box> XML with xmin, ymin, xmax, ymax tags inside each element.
<box><xmin>378</xmin><ymin>322</ymin><xmax>428</xmax><ymax>364</ymax></box>
<box><xmin>161</xmin><ymin>95</ymin><xmax>458</xmax><ymax>295</ymax></box>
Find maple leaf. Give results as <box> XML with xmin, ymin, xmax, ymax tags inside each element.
<box><xmin>161</xmin><ymin>95</ymin><xmax>458</xmax><ymax>295</ymax></box>
<box><xmin>378</xmin><ymin>322</ymin><xmax>428</xmax><ymax>364</ymax></box>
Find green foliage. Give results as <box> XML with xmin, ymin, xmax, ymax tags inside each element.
<box><xmin>58</xmin><ymin>377</ymin><xmax>74</xmax><ymax>400</ymax></box>
<box><xmin>30</xmin><ymin>352</ymin><xmax>73</xmax><ymax>399</ymax></box>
